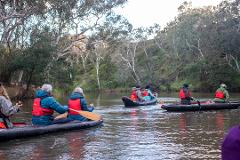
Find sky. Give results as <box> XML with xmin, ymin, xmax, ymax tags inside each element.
<box><xmin>115</xmin><ymin>0</ymin><xmax>223</xmax><ymax>28</ymax></box>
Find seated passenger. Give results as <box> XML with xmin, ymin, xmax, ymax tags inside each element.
<box><xmin>136</xmin><ymin>85</ymin><xmax>145</xmax><ymax>102</ymax></box>
<box><xmin>0</xmin><ymin>83</ymin><xmax>22</xmax><ymax>129</ymax></box>
<box><xmin>213</xmin><ymin>83</ymin><xmax>229</xmax><ymax>103</ymax></box>
<box><xmin>130</xmin><ymin>87</ymin><xmax>138</xmax><ymax>101</ymax></box>
<box><xmin>68</xmin><ymin>87</ymin><xmax>94</xmax><ymax>121</ymax></box>
<box><xmin>143</xmin><ymin>86</ymin><xmax>155</xmax><ymax>101</ymax></box>
<box><xmin>32</xmin><ymin>84</ymin><xmax>69</xmax><ymax>125</ymax></box>
<box><xmin>179</xmin><ymin>84</ymin><xmax>194</xmax><ymax>105</ymax></box>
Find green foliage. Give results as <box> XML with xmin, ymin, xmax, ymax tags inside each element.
<box><xmin>1</xmin><ymin>0</ymin><xmax>240</xmax><ymax>93</ymax></box>
<box><xmin>99</xmin><ymin>57</ymin><xmax>118</xmax><ymax>88</ymax></box>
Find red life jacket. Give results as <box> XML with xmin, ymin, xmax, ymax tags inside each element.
<box><xmin>32</xmin><ymin>98</ymin><xmax>54</xmax><ymax>116</ymax></box>
<box><xmin>215</xmin><ymin>90</ymin><xmax>225</xmax><ymax>99</ymax></box>
<box><xmin>143</xmin><ymin>90</ymin><xmax>149</xmax><ymax>96</ymax></box>
<box><xmin>130</xmin><ymin>90</ymin><xmax>138</xmax><ymax>101</ymax></box>
<box><xmin>0</xmin><ymin>122</ymin><xmax>6</xmax><ymax>129</ymax></box>
<box><xmin>179</xmin><ymin>88</ymin><xmax>191</xmax><ymax>99</ymax></box>
<box><xmin>68</xmin><ymin>99</ymin><xmax>82</xmax><ymax>115</ymax></box>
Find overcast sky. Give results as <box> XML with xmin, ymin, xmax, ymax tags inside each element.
<box><xmin>115</xmin><ymin>0</ymin><xmax>223</xmax><ymax>28</ymax></box>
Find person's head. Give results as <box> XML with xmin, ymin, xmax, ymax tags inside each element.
<box><xmin>73</xmin><ymin>87</ymin><xmax>84</xmax><ymax>95</ymax></box>
<box><xmin>222</xmin><ymin>125</ymin><xmax>240</xmax><ymax>159</ymax></box>
<box><xmin>132</xmin><ymin>87</ymin><xmax>136</xmax><ymax>91</ymax></box>
<box><xmin>145</xmin><ymin>85</ymin><xmax>150</xmax><ymax>89</ymax></box>
<box><xmin>220</xmin><ymin>83</ymin><xmax>227</xmax><ymax>89</ymax></box>
<box><xmin>41</xmin><ymin>84</ymin><xmax>53</xmax><ymax>93</ymax></box>
<box><xmin>136</xmin><ymin>85</ymin><xmax>141</xmax><ymax>90</ymax></box>
<box><xmin>183</xmin><ymin>83</ymin><xmax>189</xmax><ymax>88</ymax></box>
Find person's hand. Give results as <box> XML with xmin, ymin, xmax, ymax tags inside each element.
<box><xmin>16</xmin><ymin>101</ymin><xmax>23</xmax><ymax>108</ymax></box>
<box><xmin>63</xmin><ymin>105</ymin><xmax>69</xmax><ymax>111</ymax></box>
<box><xmin>191</xmin><ymin>97</ymin><xmax>196</xmax><ymax>101</ymax></box>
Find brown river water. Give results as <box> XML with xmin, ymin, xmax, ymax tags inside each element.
<box><xmin>0</xmin><ymin>92</ymin><xmax>240</xmax><ymax>160</ymax></box>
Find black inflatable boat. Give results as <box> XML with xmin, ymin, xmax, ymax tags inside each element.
<box><xmin>122</xmin><ymin>96</ymin><xmax>157</xmax><ymax>107</ymax></box>
<box><xmin>0</xmin><ymin>120</ymin><xmax>103</xmax><ymax>141</ymax></box>
<box><xmin>161</xmin><ymin>102</ymin><xmax>240</xmax><ymax>112</ymax></box>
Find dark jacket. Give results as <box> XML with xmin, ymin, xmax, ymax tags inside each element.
<box><xmin>32</xmin><ymin>90</ymin><xmax>68</xmax><ymax>125</ymax></box>
<box><xmin>68</xmin><ymin>92</ymin><xmax>94</xmax><ymax>121</ymax></box>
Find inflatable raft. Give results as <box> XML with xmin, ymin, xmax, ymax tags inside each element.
<box><xmin>161</xmin><ymin>102</ymin><xmax>240</xmax><ymax>112</ymax></box>
<box><xmin>0</xmin><ymin>120</ymin><xmax>103</xmax><ymax>141</ymax></box>
<box><xmin>122</xmin><ymin>96</ymin><xmax>157</xmax><ymax>107</ymax></box>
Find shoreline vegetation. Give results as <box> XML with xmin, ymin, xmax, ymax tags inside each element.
<box><xmin>4</xmin><ymin>83</ymin><xmax>240</xmax><ymax>100</ymax></box>
<box><xmin>0</xmin><ymin>1</ymin><xmax>239</xmax><ymax>98</ymax></box>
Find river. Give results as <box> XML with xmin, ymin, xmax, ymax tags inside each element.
<box><xmin>0</xmin><ymin>92</ymin><xmax>240</xmax><ymax>160</ymax></box>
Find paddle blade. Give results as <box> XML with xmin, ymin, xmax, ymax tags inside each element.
<box><xmin>69</xmin><ymin>108</ymin><xmax>102</xmax><ymax>121</ymax></box>
<box><xmin>78</xmin><ymin>111</ymin><xmax>102</xmax><ymax>121</ymax></box>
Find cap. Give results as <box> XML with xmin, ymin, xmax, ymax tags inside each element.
<box><xmin>221</xmin><ymin>83</ymin><xmax>227</xmax><ymax>88</ymax></box>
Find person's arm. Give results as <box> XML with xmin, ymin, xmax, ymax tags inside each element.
<box><xmin>46</xmin><ymin>97</ymin><xmax>68</xmax><ymax>114</ymax></box>
<box><xmin>224</xmin><ymin>90</ymin><xmax>229</xmax><ymax>101</ymax></box>
<box><xmin>81</xmin><ymin>98</ymin><xmax>94</xmax><ymax>112</ymax></box>
<box><xmin>148</xmin><ymin>90</ymin><xmax>155</xmax><ymax>98</ymax></box>
<box><xmin>136</xmin><ymin>90</ymin><xmax>144</xmax><ymax>100</ymax></box>
<box><xmin>0</xmin><ymin>97</ymin><xmax>19</xmax><ymax>116</ymax></box>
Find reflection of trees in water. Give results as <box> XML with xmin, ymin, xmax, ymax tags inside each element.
<box><xmin>28</xmin><ymin>134</ymin><xmax>87</xmax><ymax>159</ymax></box>
<box><xmin>179</xmin><ymin>114</ymin><xmax>187</xmax><ymax>138</ymax></box>
<box><xmin>0</xmin><ymin>151</ymin><xmax>6</xmax><ymax>160</ymax></box>
<box><xmin>161</xmin><ymin>112</ymin><xmax>227</xmax><ymax>159</ymax></box>
<box><xmin>96</xmin><ymin>93</ymin><xmax>101</xmax><ymax>107</ymax></box>
<box><xmin>130</xmin><ymin>109</ymin><xmax>147</xmax><ymax>126</ymax></box>
<box><xmin>67</xmin><ymin>132</ymin><xmax>86</xmax><ymax>159</ymax></box>
<box><xmin>216</xmin><ymin>113</ymin><xmax>224</xmax><ymax>137</ymax></box>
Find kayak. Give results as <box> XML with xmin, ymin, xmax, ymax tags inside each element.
<box><xmin>122</xmin><ymin>96</ymin><xmax>157</xmax><ymax>107</ymax></box>
<box><xmin>161</xmin><ymin>102</ymin><xmax>240</xmax><ymax>112</ymax></box>
<box><xmin>0</xmin><ymin>120</ymin><xmax>103</xmax><ymax>141</ymax></box>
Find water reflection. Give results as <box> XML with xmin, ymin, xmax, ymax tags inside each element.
<box><xmin>0</xmin><ymin>92</ymin><xmax>240</xmax><ymax>159</ymax></box>
<box><xmin>179</xmin><ymin>114</ymin><xmax>187</xmax><ymax>137</ymax></box>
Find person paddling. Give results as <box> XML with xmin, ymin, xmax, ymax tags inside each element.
<box><xmin>213</xmin><ymin>83</ymin><xmax>229</xmax><ymax>103</ymax></box>
<box><xmin>179</xmin><ymin>84</ymin><xmax>194</xmax><ymax>105</ymax></box>
<box><xmin>32</xmin><ymin>84</ymin><xmax>69</xmax><ymax>125</ymax></box>
<box><xmin>67</xmin><ymin>87</ymin><xmax>94</xmax><ymax>121</ymax></box>
<box><xmin>0</xmin><ymin>83</ymin><xmax>22</xmax><ymax>129</ymax></box>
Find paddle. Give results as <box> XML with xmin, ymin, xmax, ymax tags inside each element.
<box><xmin>196</xmin><ymin>100</ymin><xmax>201</xmax><ymax>110</ymax></box>
<box><xmin>69</xmin><ymin>108</ymin><xmax>102</xmax><ymax>121</ymax></box>
<box><xmin>55</xmin><ymin>109</ymin><xmax>102</xmax><ymax>121</ymax></box>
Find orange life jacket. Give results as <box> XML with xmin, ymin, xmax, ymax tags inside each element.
<box><xmin>143</xmin><ymin>90</ymin><xmax>149</xmax><ymax>96</ymax></box>
<box><xmin>68</xmin><ymin>99</ymin><xmax>82</xmax><ymax>115</ymax></box>
<box><xmin>179</xmin><ymin>88</ymin><xmax>191</xmax><ymax>99</ymax></box>
<box><xmin>130</xmin><ymin>90</ymin><xmax>138</xmax><ymax>101</ymax></box>
<box><xmin>0</xmin><ymin>122</ymin><xmax>6</xmax><ymax>129</ymax></box>
<box><xmin>215</xmin><ymin>90</ymin><xmax>225</xmax><ymax>99</ymax></box>
<box><xmin>32</xmin><ymin>98</ymin><xmax>54</xmax><ymax>116</ymax></box>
